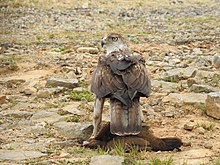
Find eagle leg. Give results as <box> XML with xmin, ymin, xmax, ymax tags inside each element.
<box><xmin>90</xmin><ymin>97</ymin><xmax>105</xmax><ymax>139</ymax></box>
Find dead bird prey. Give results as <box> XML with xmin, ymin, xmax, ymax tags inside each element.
<box><xmin>90</xmin><ymin>33</ymin><xmax>151</xmax><ymax>138</ymax></box>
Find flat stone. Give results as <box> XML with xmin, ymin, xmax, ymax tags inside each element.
<box><xmin>23</xmin><ymin>87</ymin><xmax>37</xmax><ymax>95</ymax></box>
<box><xmin>197</xmin><ymin>127</ymin><xmax>206</xmax><ymax>134</ymax></box>
<box><xmin>36</xmin><ymin>89</ymin><xmax>51</xmax><ymax>98</ymax></box>
<box><xmin>162</xmin><ymin>93</ymin><xmax>207</xmax><ymax>104</ymax></box>
<box><xmin>46</xmin><ymin>77</ymin><xmax>79</xmax><ymax>89</ymax></box>
<box><xmin>191</xmin><ymin>84</ymin><xmax>219</xmax><ymax>93</ymax></box>
<box><xmin>204</xmin><ymin>142</ymin><xmax>213</xmax><ymax>149</ymax></box>
<box><xmin>162</xmin><ymin>67</ymin><xmax>197</xmax><ymax>81</ymax></box>
<box><xmin>206</xmin><ymin>92</ymin><xmax>220</xmax><ymax>119</ymax></box>
<box><xmin>177</xmin><ymin>149</ymin><xmax>213</xmax><ymax>165</ymax></box>
<box><xmin>0</xmin><ymin>95</ymin><xmax>7</xmax><ymax>104</ymax></box>
<box><xmin>90</xmin><ymin>155</ymin><xmax>124</xmax><ymax>165</ymax></box>
<box><xmin>77</xmin><ymin>47</ymin><xmax>99</xmax><ymax>54</ymax></box>
<box><xmin>195</xmin><ymin>70</ymin><xmax>218</xmax><ymax>79</ymax></box>
<box><xmin>184</xmin><ymin>122</ymin><xmax>195</xmax><ymax>131</ymax></box>
<box><xmin>151</xmin><ymin>80</ymin><xmax>180</xmax><ymax>91</ymax></box>
<box><xmin>53</xmin><ymin>121</ymin><xmax>93</xmax><ymax>140</ymax></box>
<box><xmin>31</xmin><ymin>111</ymin><xmax>64</xmax><ymax>124</ymax></box>
<box><xmin>62</xmin><ymin>103</ymin><xmax>84</xmax><ymax>115</ymax></box>
<box><xmin>0</xmin><ymin>150</ymin><xmax>47</xmax><ymax>160</ymax></box>
<box><xmin>164</xmin><ymin>111</ymin><xmax>175</xmax><ymax>117</ymax></box>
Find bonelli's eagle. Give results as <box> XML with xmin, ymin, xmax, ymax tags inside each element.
<box><xmin>91</xmin><ymin>33</ymin><xmax>151</xmax><ymax>138</ymax></box>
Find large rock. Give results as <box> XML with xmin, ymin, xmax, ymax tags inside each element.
<box><xmin>0</xmin><ymin>150</ymin><xmax>47</xmax><ymax>160</ymax></box>
<box><xmin>206</xmin><ymin>92</ymin><xmax>220</xmax><ymax>119</ymax></box>
<box><xmin>162</xmin><ymin>93</ymin><xmax>207</xmax><ymax>104</ymax></box>
<box><xmin>46</xmin><ymin>77</ymin><xmax>79</xmax><ymax>89</ymax></box>
<box><xmin>53</xmin><ymin>121</ymin><xmax>93</xmax><ymax>140</ymax></box>
<box><xmin>90</xmin><ymin>155</ymin><xmax>124</xmax><ymax>165</ymax></box>
<box><xmin>190</xmin><ymin>84</ymin><xmax>220</xmax><ymax>93</ymax></box>
<box><xmin>162</xmin><ymin>67</ymin><xmax>197</xmax><ymax>81</ymax></box>
<box><xmin>151</xmin><ymin>80</ymin><xmax>180</xmax><ymax>92</ymax></box>
<box><xmin>31</xmin><ymin>111</ymin><xmax>64</xmax><ymax>124</ymax></box>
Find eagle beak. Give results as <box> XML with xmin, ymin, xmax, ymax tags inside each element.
<box><xmin>101</xmin><ymin>40</ymin><xmax>106</xmax><ymax>47</ymax></box>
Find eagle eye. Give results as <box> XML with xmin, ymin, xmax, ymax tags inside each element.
<box><xmin>112</xmin><ymin>37</ymin><xmax>118</xmax><ymax>42</ymax></box>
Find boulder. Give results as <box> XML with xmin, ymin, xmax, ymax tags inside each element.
<box><xmin>46</xmin><ymin>77</ymin><xmax>78</xmax><ymax>89</ymax></box>
<box><xmin>162</xmin><ymin>67</ymin><xmax>197</xmax><ymax>81</ymax></box>
<box><xmin>190</xmin><ymin>84</ymin><xmax>219</xmax><ymax>93</ymax></box>
<box><xmin>162</xmin><ymin>93</ymin><xmax>207</xmax><ymax>104</ymax></box>
<box><xmin>206</xmin><ymin>92</ymin><xmax>220</xmax><ymax>119</ymax></box>
<box><xmin>53</xmin><ymin>122</ymin><xmax>93</xmax><ymax>140</ymax></box>
<box><xmin>0</xmin><ymin>150</ymin><xmax>47</xmax><ymax>160</ymax></box>
<box><xmin>31</xmin><ymin>111</ymin><xmax>64</xmax><ymax>124</ymax></box>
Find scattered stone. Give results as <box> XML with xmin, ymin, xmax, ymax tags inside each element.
<box><xmin>213</xmin><ymin>55</ymin><xmax>220</xmax><ymax>68</ymax></box>
<box><xmin>162</xmin><ymin>93</ymin><xmax>207</xmax><ymax>104</ymax></box>
<box><xmin>183</xmin><ymin>141</ymin><xmax>192</xmax><ymax>147</ymax></box>
<box><xmin>0</xmin><ymin>150</ymin><xmax>47</xmax><ymax>160</ymax></box>
<box><xmin>206</xmin><ymin>92</ymin><xmax>220</xmax><ymax>119</ymax></box>
<box><xmin>164</xmin><ymin>111</ymin><xmax>175</xmax><ymax>117</ymax></box>
<box><xmin>195</xmin><ymin>70</ymin><xmax>217</xmax><ymax>79</ymax></box>
<box><xmin>197</xmin><ymin>127</ymin><xmax>206</xmax><ymax>134</ymax></box>
<box><xmin>162</xmin><ymin>67</ymin><xmax>197</xmax><ymax>81</ymax></box>
<box><xmin>76</xmin><ymin>47</ymin><xmax>99</xmax><ymax>54</ymax></box>
<box><xmin>30</xmin><ymin>123</ymin><xmax>50</xmax><ymax>135</ymax></box>
<box><xmin>53</xmin><ymin>122</ymin><xmax>93</xmax><ymax>140</ymax></box>
<box><xmin>90</xmin><ymin>155</ymin><xmax>124</xmax><ymax>165</ymax></box>
<box><xmin>204</xmin><ymin>142</ymin><xmax>213</xmax><ymax>149</ymax></box>
<box><xmin>191</xmin><ymin>84</ymin><xmax>219</xmax><ymax>93</ymax></box>
<box><xmin>23</xmin><ymin>87</ymin><xmax>37</xmax><ymax>95</ymax></box>
<box><xmin>31</xmin><ymin>111</ymin><xmax>64</xmax><ymax>124</ymax></box>
<box><xmin>184</xmin><ymin>122</ymin><xmax>195</xmax><ymax>131</ymax></box>
<box><xmin>36</xmin><ymin>89</ymin><xmax>51</xmax><ymax>98</ymax></box>
<box><xmin>46</xmin><ymin>77</ymin><xmax>79</xmax><ymax>89</ymax></box>
<box><xmin>151</xmin><ymin>80</ymin><xmax>180</xmax><ymax>91</ymax></box>
<box><xmin>62</xmin><ymin>103</ymin><xmax>84</xmax><ymax>115</ymax></box>
<box><xmin>0</xmin><ymin>95</ymin><xmax>7</xmax><ymax>104</ymax></box>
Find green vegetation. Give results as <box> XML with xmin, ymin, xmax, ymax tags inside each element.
<box><xmin>197</xmin><ymin>122</ymin><xmax>215</xmax><ymax>131</ymax></box>
<box><xmin>65</xmin><ymin>115</ymin><xmax>80</xmax><ymax>122</ymax></box>
<box><xmin>70</xmin><ymin>90</ymin><xmax>95</xmax><ymax>102</ymax></box>
<box><xmin>198</xmin><ymin>103</ymin><xmax>206</xmax><ymax>115</ymax></box>
<box><xmin>148</xmin><ymin>157</ymin><xmax>174</xmax><ymax>165</ymax></box>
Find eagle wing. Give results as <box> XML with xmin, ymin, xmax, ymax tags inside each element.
<box><xmin>91</xmin><ymin>52</ymin><xmax>151</xmax><ymax>135</ymax></box>
<box><xmin>91</xmin><ymin>53</ymin><xmax>151</xmax><ymax>106</ymax></box>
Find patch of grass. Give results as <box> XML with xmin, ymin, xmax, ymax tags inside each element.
<box><xmin>68</xmin><ymin>147</ymin><xmax>86</xmax><ymax>154</ymax></box>
<box><xmin>211</xmin><ymin>159</ymin><xmax>220</xmax><ymax>165</ymax></box>
<box><xmin>198</xmin><ymin>103</ymin><xmax>206</xmax><ymax>115</ymax></box>
<box><xmin>57</xmin><ymin>109</ymin><xmax>71</xmax><ymax>116</ymax></box>
<box><xmin>197</xmin><ymin>122</ymin><xmax>215</xmax><ymax>131</ymax></box>
<box><xmin>70</xmin><ymin>90</ymin><xmax>95</xmax><ymax>102</ymax></box>
<box><xmin>65</xmin><ymin>115</ymin><xmax>80</xmax><ymax>122</ymax></box>
<box><xmin>163</xmin><ymin>76</ymin><xmax>179</xmax><ymax>83</ymax></box>
<box><xmin>56</xmin><ymin>46</ymin><xmax>72</xmax><ymax>54</ymax></box>
<box><xmin>148</xmin><ymin>157</ymin><xmax>174</xmax><ymax>165</ymax></box>
<box><xmin>44</xmin><ymin>102</ymin><xmax>65</xmax><ymax>109</ymax></box>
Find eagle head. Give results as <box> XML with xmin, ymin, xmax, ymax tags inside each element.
<box><xmin>101</xmin><ymin>33</ymin><xmax>129</xmax><ymax>55</ymax></box>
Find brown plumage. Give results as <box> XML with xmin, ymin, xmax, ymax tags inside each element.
<box><xmin>90</xmin><ymin>33</ymin><xmax>151</xmax><ymax>137</ymax></box>
<box><xmin>84</xmin><ymin>122</ymin><xmax>183</xmax><ymax>151</ymax></box>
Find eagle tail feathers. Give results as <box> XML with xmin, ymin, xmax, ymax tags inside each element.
<box><xmin>110</xmin><ymin>98</ymin><xmax>141</xmax><ymax>135</ymax></box>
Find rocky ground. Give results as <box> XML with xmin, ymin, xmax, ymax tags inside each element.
<box><xmin>0</xmin><ymin>0</ymin><xmax>220</xmax><ymax>164</ymax></box>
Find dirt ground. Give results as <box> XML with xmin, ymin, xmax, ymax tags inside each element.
<box><xmin>0</xmin><ymin>0</ymin><xmax>220</xmax><ymax>164</ymax></box>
